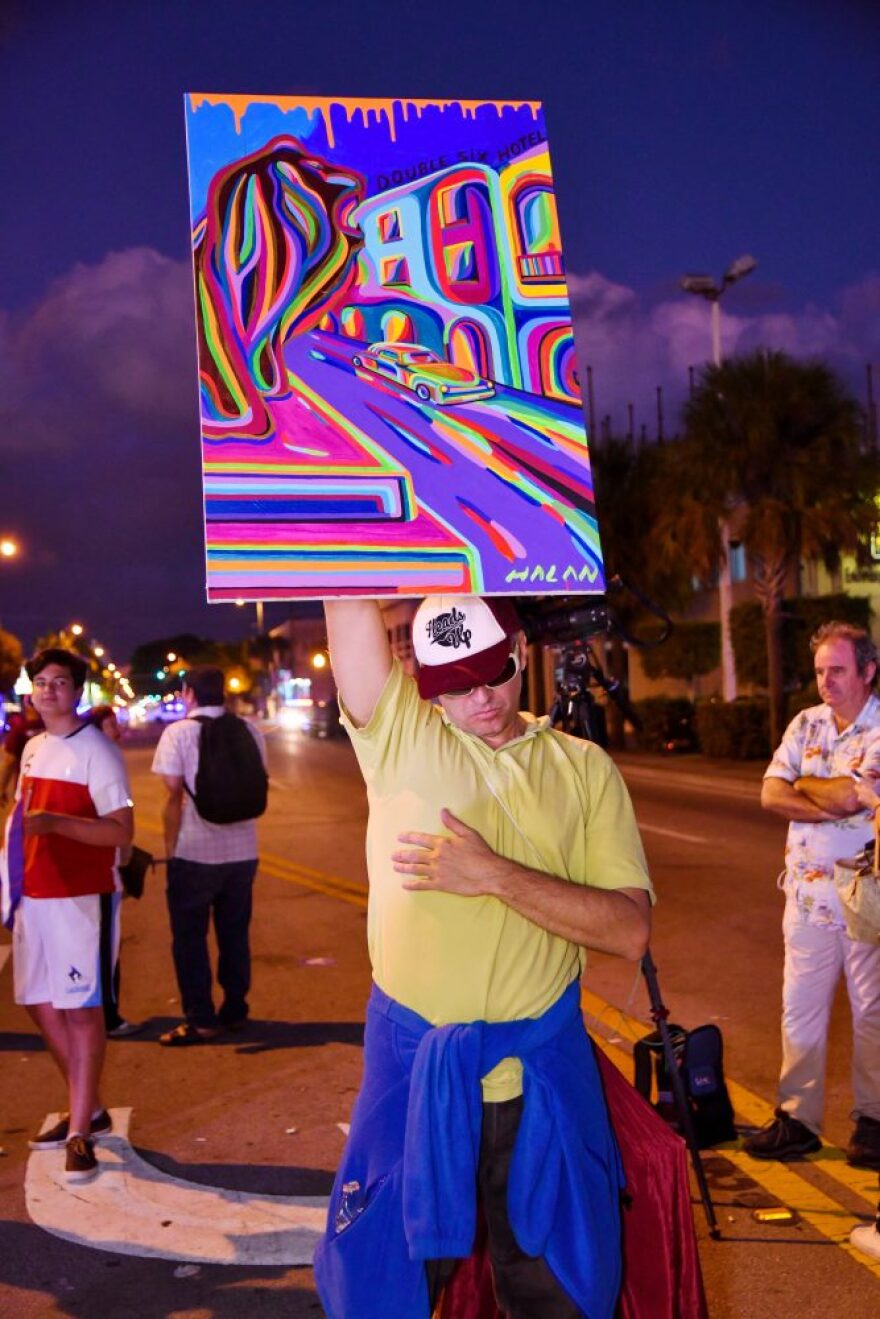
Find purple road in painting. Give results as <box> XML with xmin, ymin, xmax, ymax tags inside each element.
<box><xmin>285</xmin><ymin>331</ymin><xmax>601</xmax><ymax>591</ymax></box>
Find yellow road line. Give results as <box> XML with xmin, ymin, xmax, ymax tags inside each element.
<box><xmin>261</xmin><ymin>858</ymin><xmax>368</xmax><ymax>909</ymax></box>
<box><xmin>135</xmin><ymin>821</ymin><xmax>878</xmax><ymax>1272</ymax></box>
<box><xmin>260</xmin><ymin>849</ymin><xmax>368</xmax><ymax>899</ymax></box>
<box><xmin>593</xmin><ymin>1033</ymin><xmax>880</xmax><ymax>1280</ymax></box>
<box><xmin>582</xmin><ymin>988</ymin><xmax>879</xmax><ymax>1208</ymax></box>
<box><xmin>136</xmin><ymin>822</ymin><xmax>368</xmax><ymax>908</ymax></box>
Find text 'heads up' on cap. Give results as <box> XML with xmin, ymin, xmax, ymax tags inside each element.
<box><xmin>412</xmin><ymin>596</ymin><xmax>522</xmax><ymax>700</ymax></box>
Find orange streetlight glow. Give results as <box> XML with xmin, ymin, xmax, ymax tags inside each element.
<box><xmin>0</xmin><ymin>538</ymin><xmax>19</xmax><ymax>558</ymax></box>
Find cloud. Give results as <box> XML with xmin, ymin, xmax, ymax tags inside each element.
<box><xmin>2</xmin><ymin>247</ymin><xmax>196</xmax><ymax>455</ymax></box>
<box><xmin>2</xmin><ymin>246</ymin><xmax>878</xmax><ymax>653</ymax></box>
<box><xmin>1</xmin><ymin>248</ymin><xmax>211</xmax><ymax>653</ymax></box>
<box><xmin>569</xmin><ymin>269</ymin><xmax>880</xmax><ymax>437</ymax></box>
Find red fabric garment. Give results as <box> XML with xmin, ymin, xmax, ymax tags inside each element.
<box><xmin>599</xmin><ymin>1049</ymin><xmax>708</xmax><ymax>1319</ymax></box>
<box><xmin>440</xmin><ymin>1049</ymin><xmax>708</xmax><ymax>1319</ymax></box>
<box><xmin>4</xmin><ymin>708</ymin><xmax>43</xmax><ymax>761</ymax></box>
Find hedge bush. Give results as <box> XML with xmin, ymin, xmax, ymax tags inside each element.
<box><xmin>786</xmin><ymin>687</ymin><xmax>820</xmax><ymax>722</ymax></box>
<box><xmin>633</xmin><ymin>697</ymin><xmax>697</xmax><ymax>752</ymax></box>
<box><xmin>695</xmin><ymin>698</ymin><xmax>770</xmax><ymax>759</ymax></box>
<box><xmin>730</xmin><ymin>594</ymin><xmax>872</xmax><ymax>689</ymax></box>
<box><xmin>640</xmin><ymin>622</ymin><xmax>719</xmax><ymax>682</ymax></box>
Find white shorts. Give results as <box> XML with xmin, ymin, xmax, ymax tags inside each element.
<box><xmin>13</xmin><ymin>894</ymin><xmax>111</xmax><ymax>1009</ymax></box>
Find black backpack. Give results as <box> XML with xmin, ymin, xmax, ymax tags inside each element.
<box><xmin>186</xmin><ymin>713</ymin><xmax>268</xmax><ymax>825</ymax></box>
<box><xmin>633</xmin><ymin>1022</ymin><xmax>737</xmax><ymax>1149</ymax></box>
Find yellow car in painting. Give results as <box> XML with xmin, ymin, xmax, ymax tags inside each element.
<box><xmin>351</xmin><ymin>342</ymin><xmax>495</xmax><ymax>405</ymax></box>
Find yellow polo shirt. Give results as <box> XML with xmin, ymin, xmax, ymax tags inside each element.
<box><xmin>342</xmin><ymin>660</ymin><xmax>653</xmax><ymax>1100</ymax></box>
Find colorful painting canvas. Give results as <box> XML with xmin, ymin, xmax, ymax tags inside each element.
<box><xmin>184</xmin><ymin>94</ymin><xmax>604</xmax><ymax>601</ymax></box>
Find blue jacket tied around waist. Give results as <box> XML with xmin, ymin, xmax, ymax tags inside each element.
<box><xmin>314</xmin><ymin>980</ymin><xmax>625</xmax><ymax>1319</ymax></box>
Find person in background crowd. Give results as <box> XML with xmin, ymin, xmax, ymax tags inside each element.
<box><xmin>1</xmin><ymin>699</ymin><xmax>44</xmax><ymax>806</ymax></box>
<box><xmin>7</xmin><ymin>649</ymin><xmax>133</xmax><ymax>1183</ymax></box>
<box><xmin>847</xmin><ymin>774</ymin><xmax>880</xmax><ymax>1263</ymax></box>
<box><xmin>151</xmin><ymin>666</ymin><xmax>267</xmax><ymax>1045</ymax></box>
<box><xmin>746</xmin><ymin>621</ymin><xmax>880</xmax><ymax>1169</ymax></box>
<box><xmin>88</xmin><ymin>705</ymin><xmax>142</xmax><ymax>1039</ymax></box>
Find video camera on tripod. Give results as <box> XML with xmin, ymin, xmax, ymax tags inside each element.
<box><xmin>547</xmin><ymin>645</ymin><xmax>640</xmax><ymax>748</ymax></box>
<box><xmin>516</xmin><ymin>576</ymin><xmax>672</xmax><ymax>747</ymax></box>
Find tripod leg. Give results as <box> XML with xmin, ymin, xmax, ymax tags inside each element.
<box><xmin>641</xmin><ymin>950</ymin><xmax>721</xmax><ymax>1239</ymax></box>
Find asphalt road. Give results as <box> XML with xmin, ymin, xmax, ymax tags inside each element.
<box><xmin>0</xmin><ymin>728</ymin><xmax>877</xmax><ymax>1317</ymax></box>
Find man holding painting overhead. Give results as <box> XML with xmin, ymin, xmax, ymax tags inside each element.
<box><xmin>314</xmin><ymin>594</ymin><xmax>653</xmax><ymax>1319</ymax></box>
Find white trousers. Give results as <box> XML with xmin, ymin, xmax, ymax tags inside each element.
<box><xmin>779</xmin><ymin>896</ymin><xmax>880</xmax><ymax>1132</ymax></box>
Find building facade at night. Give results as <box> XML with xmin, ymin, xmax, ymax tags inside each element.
<box><xmin>319</xmin><ymin>144</ymin><xmax>580</xmax><ymax>406</ymax></box>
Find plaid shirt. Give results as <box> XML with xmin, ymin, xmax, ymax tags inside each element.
<box><xmin>764</xmin><ymin>694</ymin><xmax>880</xmax><ymax>886</ymax></box>
<box><xmin>151</xmin><ymin>706</ymin><xmax>267</xmax><ymax>864</ymax></box>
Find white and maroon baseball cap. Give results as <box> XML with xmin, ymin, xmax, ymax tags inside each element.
<box><xmin>412</xmin><ymin>595</ymin><xmax>522</xmax><ymax>699</ymax></box>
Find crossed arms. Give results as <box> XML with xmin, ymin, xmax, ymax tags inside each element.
<box><xmin>761</xmin><ymin>774</ymin><xmax>861</xmax><ymax>822</ymax></box>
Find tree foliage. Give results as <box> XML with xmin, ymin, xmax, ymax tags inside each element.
<box><xmin>591</xmin><ymin>435</ymin><xmax>695</xmax><ymax>630</ymax></box>
<box><xmin>730</xmin><ymin>593</ymin><xmax>872</xmax><ymax>690</ymax></box>
<box><xmin>127</xmin><ymin>634</ymin><xmax>266</xmax><ymax>697</ymax></box>
<box><xmin>128</xmin><ymin>634</ymin><xmax>221</xmax><ymax>695</ymax></box>
<box><xmin>652</xmin><ymin>350</ymin><xmax>879</xmax><ymax>746</ymax></box>
<box><xmin>640</xmin><ymin>621</ymin><xmax>720</xmax><ymax>682</ymax></box>
<box><xmin>589</xmin><ymin>434</ymin><xmax>696</xmax><ymax>745</ymax></box>
<box><xmin>0</xmin><ymin>627</ymin><xmax>24</xmax><ymax>694</ymax></box>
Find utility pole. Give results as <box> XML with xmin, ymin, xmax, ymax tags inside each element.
<box><xmin>656</xmin><ymin>385</ymin><xmax>664</xmax><ymax>441</ymax></box>
<box><xmin>680</xmin><ymin>254</ymin><xmax>758</xmax><ymax>702</ymax></box>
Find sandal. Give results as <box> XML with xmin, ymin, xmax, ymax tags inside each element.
<box><xmin>158</xmin><ymin>1023</ymin><xmax>222</xmax><ymax>1047</ymax></box>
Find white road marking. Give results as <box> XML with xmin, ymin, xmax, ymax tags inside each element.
<box><xmin>26</xmin><ymin>1108</ymin><xmax>328</xmax><ymax>1265</ymax></box>
<box><xmin>638</xmin><ymin>823</ymin><xmax>709</xmax><ymax>845</ymax></box>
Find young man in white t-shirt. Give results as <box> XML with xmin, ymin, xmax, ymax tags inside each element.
<box><xmin>7</xmin><ymin>648</ymin><xmax>133</xmax><ymax>1183</ymax></box>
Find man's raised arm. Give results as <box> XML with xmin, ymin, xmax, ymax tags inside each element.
<box><xmin>324</xmin><ymin>600</ymin><xmax>393</xmax><ymax>728</ymax></box>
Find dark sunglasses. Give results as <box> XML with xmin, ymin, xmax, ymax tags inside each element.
<box><xmin>442</xmin><ymin>650</ymin><xmax>521</xmax><ymax>699</ymax></box>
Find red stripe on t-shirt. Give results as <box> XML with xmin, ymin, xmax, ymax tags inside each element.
<box><xmin>21</xmin><ymin>775</ymin><xmax>115</xmax><ymax>898</ymax></box>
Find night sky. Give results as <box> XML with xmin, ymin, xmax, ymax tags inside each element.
<box><xmin>1</xmin><ymin>0</ymin><xmax>878</xmax><ymax>659</ymax></box>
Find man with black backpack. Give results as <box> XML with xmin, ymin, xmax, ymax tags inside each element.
<box><xmin>152</xmin><ymin>667</ymin><xmax>268</xmax><ymax>1045</ymax></box>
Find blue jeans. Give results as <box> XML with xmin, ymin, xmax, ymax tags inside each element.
<box><xmin>166</xmin><ymin>857</ymin><xmax>257</xmax><ymax>1029</ymax></box>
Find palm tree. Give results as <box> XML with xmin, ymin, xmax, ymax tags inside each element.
<box><xmin>654</xmin><ymin>350</ymin><xmax>879</xmax><ymax>747</ymax></box>
<box><xmin>590</xmin><ymin>434</ymin><xmax>695</xmax><ymax>746</ymax></box>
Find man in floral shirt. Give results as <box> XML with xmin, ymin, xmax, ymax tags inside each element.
<box><xmin>745</xmin><ymin>621</ymin><xmax>880</xmax><ymax>1168</ymax></box>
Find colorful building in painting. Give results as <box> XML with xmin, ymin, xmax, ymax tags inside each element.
<box><xmin>324</xmin><ymin>145</ymin><xmax>580</xmax><ymax>406</ymax></box>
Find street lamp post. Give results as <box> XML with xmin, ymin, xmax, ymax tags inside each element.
<box><xmin>680</xmin><ymin>253</ymin><xmax>758</xmax><ymax>702</ymax></box>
